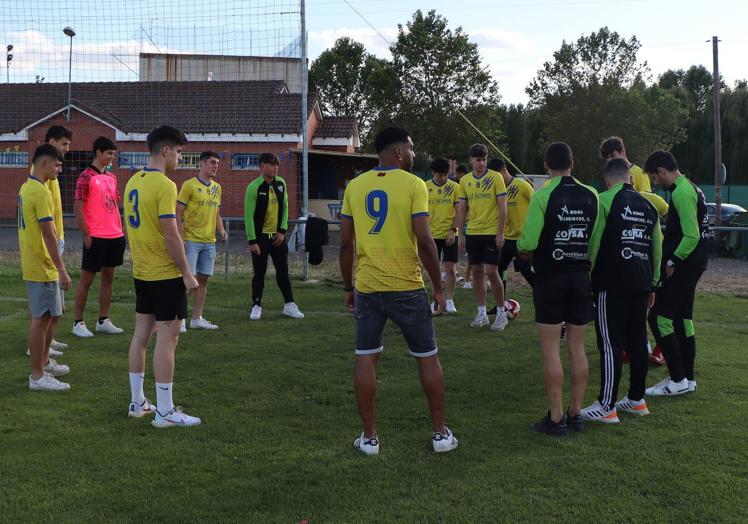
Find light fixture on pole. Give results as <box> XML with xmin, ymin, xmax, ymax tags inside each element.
<box><xmin>63</xmin><ymin>27</ymin><xmax>75</xmax><ymax>122</ymax></box>
<box><xmin>6</xmin><ymin>45</ymin><xmax>12</xmax><ymax>84</ymax></box>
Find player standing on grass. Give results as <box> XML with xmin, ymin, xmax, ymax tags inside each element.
<box><xmin>518</xmin><ymin>142</ymin><xmax>603</xmax><ymax>436</ymax></box>
<box><xmin>176</xmin><ymin>151</ymin><xmax>227</xmax><ymax>331</ymax></box>
<box><xmin>20</xmin><ymin>145</ymin><xmax>73</xmax><ymax>390</ymax></box>
<box><xmin>454</xmin><ymin>144</ymin><xmax>509</xmax><ymax>331</ymax></box>
<box><xmin>71</xmin><ymin>137</ymin><xmax>126</xmax><ymax>338</ymax></box>
<box><xmin>644</xmin><ymin>150</ymin><xmax>708</xmax><ymax>397</ymax></box>
<box><xmin>340</xmin><ymin>126</ymin><xmax>458</xmax><ymax>455</ymax></box>
<box><xmin>124</xmin><ymin>126</ymin><xmax>201</xmax><ymax>427</ymax></box>
<box><xmin>244</xmin><ymin>153</ymin><xmax>304</xmax><ymax>321</ymax></box>
<box><xmin>453</xmin><ymin>163</ymin><xmax>473</xmax><ymax>289</ymax></box>
<box><xmin>581</xmin><ymin>158</ymin><xmax>662</xmax><ymax>423</ymax></box>
<box><xmin>426</xmin><ymin>157</ymin><xmax>459</xmax><ymax>313</ymax></box>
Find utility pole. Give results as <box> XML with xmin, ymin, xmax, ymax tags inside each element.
<box><xmin>711</xmin><ymin>36</ymin><xmax>722</xmax><ymax>225</ymax></box>
<box><xmin>300</xmin><ymin>0</ymin><xmax>309</xmax><ymax>279</ymax></box>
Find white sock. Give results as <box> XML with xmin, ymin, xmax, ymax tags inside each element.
<box><xmin>156</xmin><ymin>382</ymin><xmax>174</xmax><ymax>415</ymax></box>
<box><xmin>478</xmin><ymin>306</ymin><xmax>487</xmax><ymax>315</ymax></box>
<box><xmin>129</xmin><ymin>373</ymin><xmax>145</xmax><ymax>404</ymax></box>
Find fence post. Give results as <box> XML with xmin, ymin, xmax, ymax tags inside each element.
<box><xmin>224</xmin><ymin>218</ymin><xmax>230</xmax><ymax>281</ymax></box>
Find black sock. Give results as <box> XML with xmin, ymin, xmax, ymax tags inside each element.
<box><xmin>74</xmin><ymin>319</ymin><xmax>83</xmax><ymax>325</ymax></box>
<box><xmin>682</xmin><ymin>336</ymin><xmax>696</xmax><ymax>381</ymax></box>
<box><xmin>98</xmin><ymin>316</ymin><xmax>108</xmax><ymax>323</ymax></box>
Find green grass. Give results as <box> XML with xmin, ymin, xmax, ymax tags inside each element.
<box><xmin>1</xmin><ymin>266</ymin><xmax>747</xmax><ymax>523</ymax></box>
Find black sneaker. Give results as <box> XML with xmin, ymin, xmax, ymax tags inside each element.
<box><xmin>566</xmin><ymin>410</ymin><xmax>584</xmax><ymax>432</ymax></box>
<box><xmin>531</xmin><ymin>412</ymin><xmax>568</xmax><ymax>436</ymax></box>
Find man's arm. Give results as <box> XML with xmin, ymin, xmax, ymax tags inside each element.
<box><xmin>40</xmin><ymin>220</ymin><xmax>71</xmax><ymax>290</ymax></box>
<box><xmin>672</xmin><ymin>186</ymin><xmax>701</xmax><ymax>263</ymax></box>
<box><xmin>414</xmin><ymin>215</ymin><xmax>445</xmax><ymax>313</ymax></box>
<box><xmin>652</xmin><ymin>216</ymin><xmax>663</xmax><ymax>286</ymax></box>
<box><xmin>588</xmin><ymin>195</ymin><xmax>604</xmax><ymax>268</ymax></box>
<box><xmin>244</xmin><ymin>181</ymin><xmax>258</xmax><ymax>243</ymax></box>
<box><xmin>517</xmin><ymin>192</ymin><xmax>544</xmax><ymax>256</ymax></box>
<box><xmin>339</xmin><ymin>216</ymin><xmax>356</xmax><ymax>311</ymax></box>
<box><xmin>496</xmin><ymin>194</ymin><xmax>507</xmax><ymax>247</ymax></box>
<box><xmin>175</xmin><ymin>202</ymin><xmax>186</xmax><ymax>237</ymax></box>
<box><xmin>74</xmin><ymin>172</ymin><xmax>91</xmax><ymax>247</ymax></box>
<box><xmin>216</xmin><ymin>207</ymin><xmax>227</xmax><ymax>241</ymax></box>
<box><xmin>279</xmin><ymin>178</ymin><xmax>289</xmax><ymax>233</ymax></box>
<box><xmin>160</xmin><ymin>217</ymin><xmax>198</xmax><ymax>292</ymax></box>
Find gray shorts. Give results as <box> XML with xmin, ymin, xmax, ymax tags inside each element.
<box><xmin>27</xmin><ymin>281</ymin><xmax>63</xmax><ymax>318</ymax></box>
<box><xmin>354</xmin><ymin>288</ymin><xmax>437</xmax><ymax>358</ymax></box>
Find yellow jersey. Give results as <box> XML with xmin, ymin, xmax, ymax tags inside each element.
<box><xmin>458</xmin><ymin>169</ymin><xmax>507</xmax><ymax>235</ymax></box>
<box><xmin>341</xmin><ymin>168</ymin><xmax>428</xmax><ymax>293</ymax></box>
<box><xmin>426</xmin><ymin>178</ymin><xmax>459</xmax><ymax>239</ymax></box>
<box><xmin>631</xmin><ymin>164</ymin><xmax>652</xmax><ymax>193</ymax></box>
<box><xmin>18</xmin><ymin>177</ymin><xmax>58</xmax><ymax>282</ymax></box>
<box><xmin>641</xmin><ymin>191</ymin><xmax>669</xmax><ymax>217</ymax></box>
<box><xmin>505</xmin><ymin>176</ymin><xmax>534</xmax><ymax>240</ymax></box>
<box><xmin>177</xmin><ymin>176</ymin><xmax>222</xmax><ymax>243</ymax></box>
<box><xmin>262</xmin><ymin>186</ymin><xmax>279</xmax><ymax>234</ymax></box>
<box><xmin>124</xmin><ymin>168</ymin><xmax>182</xmax><ymax>281</ymax></box>
<box><xmin>45</xmin><ymin>178</ymin><xmax>64</xmax><ymax>240</ymax></box>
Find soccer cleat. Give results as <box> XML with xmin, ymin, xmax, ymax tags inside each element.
<box><xmin>180</xmin><ymin>319</ymin><xmax>187</xmax><ymax>333</ymax></box>
<box><xmin>581</xmin><ymin>401</ymin><xmax>620</xmax><ymax>423</ymax></box>
<box><xmin>128</xmin><ymin>398</ymin><xmax>157</xmax><ymax>418</ymax></box>
<box><xmin>445</xmin><ymin>299</ymin><xmax>457</xmax><ymax>314</ymax></box>
<box><xmin>432</xmin><ymin>426</ymin><xmax>459</xmax><ymax>453</ymax></box>
<box><xmin>688</xmin><ymin>380</ymin><xmax>697</xmax><ymax>392</ymax></box>
<box><xmin>615</xmin><ymin>396</ymin><xmax>650</xmax><ymax>416</ymax></box>
<box><xmin>531</xmin><ymin>412</ymin><xmax>568</xmax><ymax>437</ymax></box>
<box><xmin>96</xmin><ymin>318</ymin><xmax>124</xmax><ymax>334</ymax></box>
<box><xmin>249</xmin><ymin>305</ymin><xmax>262</xmax><ymax>321</ymax></box>
<box><xmin>353</xmin><ymin>433</ymin><xmax>380</xmax><ymax>455</ymax></box>
<box><xmin>490</xmin><ymin>310</ymin><xmax>508</xmax><ymax>331</ymax></box>
<box><xmin>26</xmin><ymin>347</ymin><xmax>64</xmax><ymax>357</ymax></box>
<box><xmin>189</xmin><ymin>317</ymin><xmax>219</xmax><ymax>330</ymax></box>
<box><xmin>43</xmin><ymin>358</ymin><xmax>70</xmax><ymax>377</ymax></box>
<box><xmin>50</xmin><ymin>339</ymin><xmax>68</xmax><ymax>350</ymax></box>
<box><xmin>151</xmin><ymin>406</ymin><xmax>202</xmax><ymax>428</ymax></box>
<box><xmin>29</xmin><ymin>372</ymin><xmax>71</xmax><ymax>391</ymax></box>
<box><xmin>566</xmin><ymin>411</ymin><xmax>585</xmax><ymax>432</ymax></box>
<box><xmin>645</xmin><ymin>377</ymin><xmax>690</xmax><ymax>396</ymax></box>
<box><xmin>463</xmin><ymin>281</ymin><xmax>473</xmax><ymax>289</ymax></box>
<box><xmin>282</xmin><ymin>302</ymin><xmax>305</xmax><ymax>319</ymax></box>
<box><xmin>72</xmin><ymin>321</ymin><xmax>94</xmax><ymax>338</ymax></box>
<box><xmin>649</xmin><ymin>345</ymin><xmax>666</xmax><ymax>366</ymax></box>
<box><xmin>470</xmin><ymin>311</ymin><xmax>489</xmax><ymax>327</ymax></box>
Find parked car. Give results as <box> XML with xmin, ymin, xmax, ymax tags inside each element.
<box><xmin>705</xmin><ymin>203</ymin><xmax>747</xmax><ymax>225</ymax></box>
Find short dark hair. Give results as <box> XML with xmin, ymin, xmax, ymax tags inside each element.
<box><xmin>33</xmin><ymin>143</ymin><xmax>64</xmax><ymax>164</ymax></box>
<box><xmin>644</xmin><ymin>149</ymin><xmax>678</xmax><ymax>174</ymax></box>
<box><xmin>45</xmin><ymin>125</ymin><xmax>73</xmax><ymax>143</ymax></box>
<box><xmin>468</xmin><ymin>143</ymin><xmax>488</xmax><ymax>158</ymax></box>
<box><xmin>146</xmin><ymin>126</ymin><xmax>188</xmax><ymax>153</ymax></box>
<box><xmin>200</xmin><ymin>151</ymin><xmax>220</xmax><ymax>162</ymax></box>
<box><xmin>604</xmin><ymin>158</ymin><xmax>631</xmax><ymax>178</ymax></box>
<box><xmin>259</xmin><ymin>152</ymin><xmax>280</xmax><ymax>165</ymax></box>
<box><xmin>545</xmin><ymin>142</ymin><xmax>573</xmax><ymax>171</ymax></box>
<box><xmin>374</xmin><ymin>127</ymin><xmax>410</xmax><ymax>154</ymax></box>
<box><xmin>600</xmin><ymin>136</ymin><xmax>625</xmax><ymax>159</ymax></box>
<box><xmin>430</xmin><ymin>157</ymin><xmax>449</xmax><ymax>174</ymax></box>
<box><xmin>455</xmin><ymin>164</ymin><xmax>468</xmax><ymax>175</ymax></box>
<box><xmin>93</xmin><ymin>136</ymin><xmax>117</xmax><ymax>154</ymax></box>
<box><xmin>487</xmin><ymin>158</ymin><xmax>506</xmax><ymax>172</ymax></box>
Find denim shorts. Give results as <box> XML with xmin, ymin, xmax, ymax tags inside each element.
<box><xmin>185</xmin><ymin>241</ymin><xmax>217</xmax><ymax>276</ymax></box>
<box><xmin>354</xmin><ymin>288</ymin><xmax>437</xmax><ymax>358</ymax></box>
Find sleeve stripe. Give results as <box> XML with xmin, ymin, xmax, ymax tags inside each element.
<box><xmin>459</xmin><ymin>197</ymin><xmax>468</xmax><ymax>200</ymax></box>
<box><xmin>176</xmin><ymin>200</ymin><xmax>187</xmax><ymax>206</ymax></box>
<box><xmin>158</xmin><ymin>214</ymin><xmax>177</xmax><ymax>219</ymax></box>
<box><xmin>412</xmin><ymin>212</ymin><xmax>429</xmax><ymax>217</ymax></box>
<box><xmin>496</xmin><ymin>192</ymin><xmax>507</xmax><ymax>198</ymax></box>
<box><xmin>38</xmin><ymin>216</ymin><xmax>54</xmax><ymax>222</ymax></box>
<box><xmin>339</xmin><ymin>213</ymin><xmax>353</xmax><ymax>219</ymax></box>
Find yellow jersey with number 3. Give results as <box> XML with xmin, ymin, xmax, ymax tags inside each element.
<box><xmin>124</xmin><ymin>168</ymin><xmax>182</xmax><ymax>281</ymax></box>
<box><xmin>18</xmin><ymin>177</ymin><xmax>58</xmax><ymax>282</ymax></box>
<box><xmin>341</xmin><ymin>168</ymin><xmax>428</xmax><ymax>293</ymax></box>
<box><xmin>177</xmin><ymin>176</ymin><xmax>222</xmax><ymax>243</ymax></box>
<box><xmin>426</xmin><ymin>178</ymin><xmax>459</xmax><ymax>239</ymax></box>
<box><xmin>458</xmin><ymin>169</ymin><xmax>507</xmax><ymax>235</ymax></box>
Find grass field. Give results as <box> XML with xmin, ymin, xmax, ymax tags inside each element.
<box><xmin>1</xmin><ymin>265</ymin><xmax>747</xmax><ymax>523</ymax></box>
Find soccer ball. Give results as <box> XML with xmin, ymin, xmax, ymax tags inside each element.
<box><xmin>504</xmin><ymin>299</ymin><xmax>521</xmax><ymax>320</ymax></box>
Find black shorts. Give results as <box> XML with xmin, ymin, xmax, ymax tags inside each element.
<box><xmin>465</xmin><ymin>234</ymin><xmax>501</xmax><ymax>266</ymax></box>
<box><xmin>82</xmin><ymin>236</ymin><xmax>126</xmax><ymax>273</ymax></box>
<box><xmin>652</xmin><ymin>262</ymin><xmax>705</xmax><ymax>321</ymax></box>
<box><xmin>134</xmin><ymin>277</ymin><xmax>187</xmax><ymax>321</ymax></box>
<box><xmin>434</xmin><ymin>238</ymin><xmax>458</xmax><ymax>263</ymax></box>
<box><xmin>533</xmin><ymin>270</ymin><xmax>594</xmax><ymax>325</ymax></box>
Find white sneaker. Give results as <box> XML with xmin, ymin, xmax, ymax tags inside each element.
<box><xmin>615</xmin><ymin>396</ymin><xmax>650</xmax><ymax>416</ymax></box>
<box><xmin>249</xmin><ymin>305</ymin><xmax>262</xmax><ymax>321</ymax></box>
<box><xmin>26</xmin><ymin>347</ymin><xmax>64</xmax><ymax>357</ymax></box>
<box><xmin>463</xmin><ymin>281</ymin><xmax>473</xmax><ymax>289</ymax></box>
<box><xmin>490</xmin><ymin>310</ymin><xmax>508</xmax><ymax>331</ymax></box>
<box><xmin>353</xmin><ymin>433</ymin><xmax>380</xmax><ymax>455</ymax></box>
<box><xmin>470</xmin><ymin>311</ymin><xmax>489</xmax><ymax>327</ymax></box>
<box><xmin>445</xmin><ymin>299</ymin><xmax>457</xmax><ymax>314</ymax></box>
<box><xmin>96</xmin><ymin>318</ymin><xmax>124</xmax><ymax>334</ymax></box>
<box><xmin>432</xmin><ymin>426</ymin><xmax>459</xmax><ymax>453</ymax></box>
<box><xmin>581</xmin><ymin>401</ymin><xmax>620</xmax><ymax>423</ymax></box>
<box><xmin>29</xmin><ymin>372</ymin><xmax>70</xmax><ymax>391</ymax></box>
<box><xmin>283</xmin><ymin>302</ymin><xmax>305</xmax><ymax>319</ymax></box>
<box><xmin>43</xmin><ymin>358</ymin><xmax>70</xmax><ymax>377</ymax></box>
<box><xmin>645</xmin><ymin>377</ymin><xmax>690</xmax><ymax>396</ymax></box>
<box><xmin>151</xmin><ymin>406</ymin><xmax>202</xmax><ymax>428</ymax></box>
<box><xmin>72</xmin><ymin>321</ymin><xmax>94</xmax><ymax>338</ymax></box>
<box><xmin>128</xmin><ymin>398</ymin><xmax>157</xmax><ymax>418</ymax></box>
<box><xmin>189</xmin><ymin>317</ymin><xmax>219</xmax><ymax>330</ymax></box>
<box><xmin>180</xmin><ymin>319</ymin><xmax>187</xmax><ymax>333</ymax></box>
<box><xmin>50</xmin><ymin>339</ymin><xmax>68</xmax><ymax>350</ymax></box>
<box><xmin>688</xmin><ymin>380</ymin><xmax>697</xmax><ymax>392</ymax></box>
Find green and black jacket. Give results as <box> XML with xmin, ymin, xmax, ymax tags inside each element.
<box><xmin>663</xmin><ymin>174</ymin><xmax>708</xmax><ymax>270</ymax></box>
<box><xmin>243</xmin><ymin>176</ymin><xmax>289</xmax><ymax>244</ymax></box>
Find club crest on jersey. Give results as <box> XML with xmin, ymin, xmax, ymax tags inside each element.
<box><xmin>442</xmin><ymin>185</ymin><xmax>455</xmax><ymax>197</ymax></box>
<box><xmin>621</xmin><ymin>206</ymin><xmax>647</xmax><ymax>223</ymax></box>
<box><xmin>277</xmin><ymin>185</ymin><xmax>284</xmax><ymax>193</ymax></box>
<box><xmin>478</xmin><ymin>177</ymin><xmax>494</xmax><ymax>191</ymax></box>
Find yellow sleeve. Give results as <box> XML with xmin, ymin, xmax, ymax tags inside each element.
<box><xmin>633</xmin><ymin>167</ymin><xmax>652</xmax><ymax>193</ymax></box>
<box><xmin>412</xmin><ymin>178</ymin><xmax>429</xmax><ymax>216</ymax></box>
<box><xmin>457</xmin><ymin>178</ymin><xmax>467</xmax><ymax>199</ymax></box>
<box><xmin>494</xmin><ymin>173</ymin><xmax>507</xmax><ymax>197</ymax></box>
<box><xmin>158</xmin><ymin>180</ymin><xmax>178</xmax><ymax>218</ymax></box>
<box><xmin>341</xmin><ymin>185</ymin><xmax>353</xmax><ymax>218</ymax></box>
<box><xmin>177</xmin><ymin>180</ymin><xmax>192</xmax><ymax>206</ymax></box>
<box><xmin>34</xmin><ymin>189</ymin><xmax>54</xmax><ymax>222</ymax></box>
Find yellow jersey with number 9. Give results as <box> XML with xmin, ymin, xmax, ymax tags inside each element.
<box><xmin>124</xmin><ymin>168</ymin><xmax>182</xmax><ymax>281</ymax></box>
<box><xmin>341</xmin><ymin>168</ymin><xmax>428</xmax><ymax>293</ymax></box>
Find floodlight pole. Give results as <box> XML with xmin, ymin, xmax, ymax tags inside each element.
<box><xmin>712</xmin><ymin>36</ymin><xmax>722</xmax><ymax>225</ymax></box>
<box><xmin>300</xmin><ymin>0</ymin><xmax>309</xmax><ymax>279</ymax></box>
<box><xmin>64</xmin><ymin>27</ymin><xmax>76</xmax><ymax>122</ymax></box>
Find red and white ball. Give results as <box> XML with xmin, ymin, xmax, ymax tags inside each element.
<box><xmin>504</xmin><ymin>299</ymin><xmax>521</xmax><ymax>320</ymax></box>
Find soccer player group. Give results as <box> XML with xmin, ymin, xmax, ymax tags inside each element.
<box><xmin>341</xmin><ymin>127</ymin><xmax>707</xmax><ymax>453</ymax></box>
<box><xmin>19</xmin><ymin>125</ymin><xmax>303</xmax><ymax>428</ymax></box>
<box><xmin>18</xmin><ymin>124</ymin><xmax>707</xmax><ymax>444</ymax></box>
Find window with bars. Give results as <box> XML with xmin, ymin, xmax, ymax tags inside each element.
<box><xmin>119</xmin><ymin>152</ymin><xmax>150</xmax><ymax>169</ymax></box>
<box><xmin>0</xmin><ymin>151</ymin><xmax>29</xmax><ymax>168</ymax></box>
<box><xmin>231</xmin><ymin>153</ymin><xmax>260</xmax><ymax>171</ymax></box>
<box><xmin>178</xmin><ymin>152</ymin><xmax>202</xmax><ymax>170</ymax></box>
